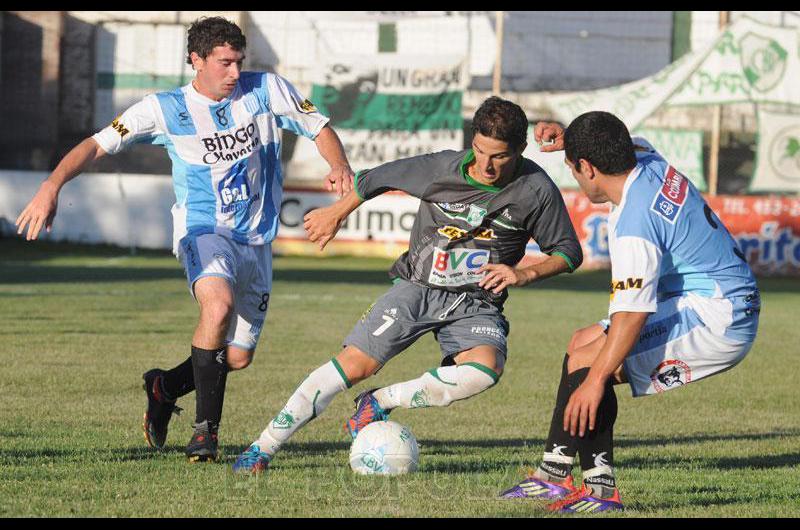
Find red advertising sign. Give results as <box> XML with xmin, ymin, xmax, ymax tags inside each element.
<box><xmin>275</xmin><ymin>187</ymin><xmax>800</xmax><ymax>277</ymax></box>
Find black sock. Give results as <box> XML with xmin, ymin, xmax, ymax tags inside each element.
<box><xmin>191</xmin><ymin>345</ymin><xmax>229</xmax><ymax>429</ymax></box>
<box><xmin>160</xmin><ymin>356</ymin><xmax>195</xmax><ymax>401</ymax></box>
<box><xmin>537</xmin><ymin>356</ymin><xmax>585</xmax><ymax>481</ymax></box>
<box><xmin>578</xmin><ymin>378</ymin><xmax>618</xmax><ymax>497</ymax></box>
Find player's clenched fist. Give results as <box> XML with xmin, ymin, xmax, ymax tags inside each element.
<box><xmin>303</xmin><ymin>206</ymin><xmax>343</xmax><ymax>251</ymax></box>
<box><xmin>534</xmin><ymin>121</ymin><xmax>565</xmax><ymax>152</ymax></box>
<box><xmin>16</xmin><ymin>180</ymin><xmax>60</xmax><ymax>241</ymax></box>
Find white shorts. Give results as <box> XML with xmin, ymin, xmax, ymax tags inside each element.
<box><xmin>600</xmin><ymin>294</ymin><xmax>756</xmax><ymax>397</ymax></box>
<box><xmin>177</xmin><ymin>233</ymin><xmax>272</xmax><ymax>351</ymax></box>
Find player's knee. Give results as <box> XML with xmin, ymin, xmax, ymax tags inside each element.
<box><xmin>200</xmin><ymin>299</ymin><xmax>234</xmax><ymax>329</ymax></box>
<box><xmin>227</xmin><ymin>354</ymin><xmax>252</xmax><ymax>371</ymax></box>
<box><xmin>566</xmin><ymin>349</ymin><xmax>592</xmax><ymax>373</ymax></box>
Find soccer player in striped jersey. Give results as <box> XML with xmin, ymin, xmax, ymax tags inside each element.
<box><xmin>500</xmin><ymin>112</ymin><xmax>759</xmax><ymax>513</ymax></box>
<box><xmin>15</xmin><ymin>17</ymin><xmax>354</xmax><ymax>462</ymax></box>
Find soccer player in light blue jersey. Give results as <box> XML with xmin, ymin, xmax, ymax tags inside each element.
<box><xmin>15</xmin><ymin>17</ymin><xmax>354</xmax><ymax>462</ymax></box>
<box><xmin>500</xmin><ymin>112</ymin><xmax>760</xmax><ymax>513</ymax></box>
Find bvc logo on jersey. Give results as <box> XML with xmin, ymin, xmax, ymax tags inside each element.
<box><xmin>651</xmin><ymin>166</ymin><xmax>688</xmax><ymax>223</ymax></box>
<box><xmin>428</xmin><ymin>247</ymin><xmax>489</xmax><ymax>287</ymax></box>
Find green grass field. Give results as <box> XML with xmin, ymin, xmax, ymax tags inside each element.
<box><xmin>1</xmin><ymin>237</ymin><xmax>799</xmax><ymax>517</ymax></box>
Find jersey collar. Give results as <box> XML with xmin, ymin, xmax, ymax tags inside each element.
<box><xmin>185</xmin><ymin>79</ymin><xmax>238</xmax><ymax>105</ymax></box>
<box><xmin>460</xmin><ymin>149</ymin><xmax>503</xmax><ymax>193</ymax></box>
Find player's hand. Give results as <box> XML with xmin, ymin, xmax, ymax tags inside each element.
<box><xmin>534</xmin><ymin>122</ymin><xmax>565</xmax><ymax>152</ymax></box>
<box><xmin>324</xmin><ymin>165</ymin><xmax>354</xmax><ymax>198</ymax></box>
<box><xmin>15</xmin><ymin>180</ymin><xmax>59</xmax><ymax>241</ymax></box>
<box><xmin>477</xmin><ymin>263</ymin><xmax>529</xmax><ymax>294</ymax></box>
<box><xmin>303</xmin><ymin>206</ymin><xmax>343</xmax><ymax>251</ymax></box>
<box><xmin>563</xmin><ymin>377</ymin><xmax>606</xmax><ymax>437</ymax></box>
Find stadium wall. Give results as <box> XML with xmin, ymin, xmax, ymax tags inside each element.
<box><xmin>2</xmin><ymin>171</ymin><xmax>799</xmax><ymax>276</ymax></box>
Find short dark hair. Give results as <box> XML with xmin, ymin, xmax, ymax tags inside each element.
<box><xmin>186</xmin><ymin>17</ymin><xmax>246</xmax><ymax>65</ymax></box>
<box><xmin>471</xmin><ymin>96</ymin><xmax>528</xmax><ymax>150</ymax></box>
<box><xmin>564</xmin><ymin>111</ymin><xmax>636</xmax><ymax>174</ymax></box>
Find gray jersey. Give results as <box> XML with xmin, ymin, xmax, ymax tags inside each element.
<box><xmin>356</xmin><ymin>149</ymin><xmax>583</xmax><ymax>307</ymax></box>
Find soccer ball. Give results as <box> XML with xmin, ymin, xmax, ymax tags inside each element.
<box><xmin>349</xmin><ymin>420</ymin><xmax>419</xmax><ymax>475</ymax></box>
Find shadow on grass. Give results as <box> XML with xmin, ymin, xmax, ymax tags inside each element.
<box><xmin>0</xmin><ymin>264</ymin><xmax>185</xmax><ymax>284</ymax></box>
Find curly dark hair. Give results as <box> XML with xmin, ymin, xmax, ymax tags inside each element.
<box><xmin>564</xmin><ymin>111</ymin><xmax>636</xmax><ymax>174</ymax></box>
<box><xmin>471</xmin><ymin>96</ymin><xmax>528</xmax><ymax>150</ymax></box>
<box><xmin>186</xmin><ymin>17</ymin><xmax>246</xmax><ymax>65</ymax></box>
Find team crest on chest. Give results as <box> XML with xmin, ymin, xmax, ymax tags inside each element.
<box><xmin>466</xmin><ymin>204</ymin><xmax>487</xmax><ymax>227</ymax></box>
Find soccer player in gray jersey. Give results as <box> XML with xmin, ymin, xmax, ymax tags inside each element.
<box><xmin>232</xmin><ymin>96</ymin><xmax>583</xmax><ymax>474</ymax></box>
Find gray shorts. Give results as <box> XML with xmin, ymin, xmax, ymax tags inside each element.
<box><xmin>343</xmin><ymin>279</ymin><xmax>510</xmax><ymax>365</ymax></box>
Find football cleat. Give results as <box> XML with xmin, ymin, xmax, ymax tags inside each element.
<box><xmin>345</xmin><ymin>388</ymin><xmax>391</xmax><ymax>439</ymax></box>
<box><xmin>142</xmin><ymin>369</ymin><xmax>182</xmax><ymax>449</ymax></box>
<box><xmin>546</xmin><ymin>483</ymin><xmax>624</xmax><ymax>513</ymax></box>
<box><xmin>232</xmin><ymin>444</ymin><xmax>271</xmax><ymax>474</ymax></box>
<box><xmin>500</xmin><ymin>472</ymin><xmax>577</xmax><ymax>500</ymax></box>
<box><xmin>185</xmin><ymin>420</ymin><xmax>219</xmax><ymax>462</ymax></box>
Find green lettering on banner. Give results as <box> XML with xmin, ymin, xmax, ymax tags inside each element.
<box><xmin>310</xmin><ymin>85</ymin><xmax>463</xmax><ymax>131</ymax></box>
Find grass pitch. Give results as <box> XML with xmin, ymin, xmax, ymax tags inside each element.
<box><xmin>1</xmin><ymin>238</ymin><xmax>798</xmax><ymax>517</ymax></box>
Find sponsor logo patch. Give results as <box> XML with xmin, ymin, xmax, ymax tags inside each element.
<box><xmin>437</xmin><ymin>225</ymin><xmax>496</xmax><ymax>241</ymax></box>
<box><xmin>437</xmin><ymin>202</ymin><xmax>468</xmax><ymax>213</ymax></box>
<box><xmin>650</xmin><ymin>359</ymin><xmax>692</xmax><ymax>393</ymax></box>
<box><xmin>650</xmin><ymin>166</ymin><xmax>688</xmax><ymax>223</ymax></box>
<box><xmin>609</xmin><ymin>277</ymin><xmax>643</xmax><ymax>301</ymax></box>
<box><xmin>110</xmin><ymin>116</ymin><xmax>129</xmax><ymax>137</ymax></box>
<box><xmin>297</xmin><ymin>98</ymin><xmax>317</xmax><ymax>113</ymax></box>
<box><xmin>428</xmin><ymin>247</ymin><xmax>489</xmax><ymax>287</ymax></box>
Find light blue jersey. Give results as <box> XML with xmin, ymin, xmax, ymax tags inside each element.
<box><xmin>607</xmin><ymin>140</ymin><xmax>759</xmax><ymax>343</ymax></box>
<box><xmin>93</xmin><ymin>72</ymin><xmax>329</xmax><ymax>250</ymax></box>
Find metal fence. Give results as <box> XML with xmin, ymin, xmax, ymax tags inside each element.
<box><xmin>1</xmin><ymin>10</ymin><xmax>798</xmax><ymax>195</ymax></box>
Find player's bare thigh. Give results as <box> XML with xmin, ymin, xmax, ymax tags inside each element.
<box><xmin>566</xmin><ymin>324</ymin><xmax>627</xmax><ymax>384</ymax></box>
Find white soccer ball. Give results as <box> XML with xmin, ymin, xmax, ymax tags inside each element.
<box><xmin>349</xmin><ymin>420</ymin><xmax>419</xmax><ymax>475</ymax></box>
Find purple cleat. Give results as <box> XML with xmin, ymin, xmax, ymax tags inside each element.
<box><xmin>500</xmin><ymin>473</ymin><xmax>577</xmax><ymax>500</ymax></box>
<box><xmin>546</xmin><ymin>483</ymin><xmax>624</xmax><ymax>513</ymax></box>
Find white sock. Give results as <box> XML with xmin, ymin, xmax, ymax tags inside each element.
<box><xmin>373</xmin><ymin>362</ymin><xmax>498</xmax><ymax>410</ymax></box>
<box><xmin>254</xmin><ymin>359</ymin><xmax>350</xmax><ymax>456</ymax></box>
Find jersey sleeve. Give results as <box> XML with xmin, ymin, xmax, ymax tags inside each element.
<box><xmin>92</xmin><ymin>97</ymin><xmax>162</xmax><ymax>155</ymax></box>
<box><xmin>267</xmin><ymin>74</ymin><xmax>330</xmax><ymax>139</ymax></box>
<box><xmin>355</xmin><ymin>151</ymin><xmax>453</xmax><ymax>201</ymax></box>
<box><xmin>608</xmin><ymin>235</ymin><xmax>662</xmax><ymax>315</ymax></box>
<box><xmin>525</xmin><ymin>179</ymin><xmax>583</xmax><ymax>272</ymax></box>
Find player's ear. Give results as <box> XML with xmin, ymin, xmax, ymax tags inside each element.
<box><xmin>190</xmin><ymin>51</ymin><xmax>204</xmax><ymax>71</ymax></box>
<box><xmin>577</xmin><ymin>158</ymin><xmax>595</xmax><ymax>179</ymax></box>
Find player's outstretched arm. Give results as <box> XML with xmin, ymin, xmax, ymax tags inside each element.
<box><xmin>314</xmin><ymin>125</ymin><xmax>354</xmax><ymax>198</ymax></box>
<box><xmin>533</xmin><ymin>121</ymin><xmax>565</xmax><ymax>152</ymax></box>
<box><xmin>478</xmin><ymin>253</ymin><xmax>571</xmax><ymax>294</ymax></box>
<box><xmin>16</xmin><ymin>137</ymin><xmax>108</xmax><ymax>241</ymax></box>
<box><xmin>303</xmin><ymin>189</ymin><xmax>363</xmax><ymax>251</ymax></box>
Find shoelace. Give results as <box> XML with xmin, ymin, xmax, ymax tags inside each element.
<box><xmin>546</xmin><ymin>484</ymin><xmax>592</xmax><ymax>511</ymax></box>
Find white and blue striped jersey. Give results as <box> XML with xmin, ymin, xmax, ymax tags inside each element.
<box><xmin>93</xmin><ymin>72</ymin><xmax>329</xmax><ymax>249</ymax></box>
<box><xmin>607</xmin><ymin>139</ymin><xmax>759</xmax><ymax>343</ymax></box>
